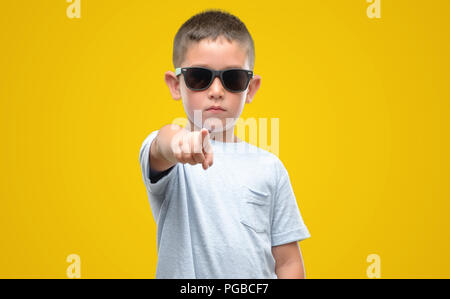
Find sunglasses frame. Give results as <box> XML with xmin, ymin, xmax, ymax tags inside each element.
<box><xmin>175</xmin><ymin>67</ymin><xmax>253</xmax><ymax>93</ymax></box>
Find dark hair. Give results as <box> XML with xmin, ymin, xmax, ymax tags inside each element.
<box><xmin>172</xmin><ymin>9</ymin><xmax>255</xmax><ymax>70</ymax></box>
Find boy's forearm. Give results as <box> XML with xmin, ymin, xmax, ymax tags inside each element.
<box><xmin>275</xmin><ymin>261</ymin><xmax>306</xmax><ymax>279</ymax></box>
<box><xmin>150</xmin><ymin>124</ymin><xmax>185</xmax><ymax>172</ymax></box>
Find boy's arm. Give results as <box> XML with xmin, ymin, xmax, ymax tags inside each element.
<box><xmin>271</xmin><ymin>241</ymin><xmax>306</xmax><ymax>279</ymax></box>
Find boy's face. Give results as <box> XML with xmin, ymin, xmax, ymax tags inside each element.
<box><xmin>165</xmin><ymin>36</ymin><xmax>261</xmax><ymax>134</ymax></box>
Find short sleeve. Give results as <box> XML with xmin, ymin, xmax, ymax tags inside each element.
<box><xmin>271</xmin><ymin>158</ymin><xmax>311</xmax><ymax>246</ymax></box>
<box><xmin>149</xmin><ymin>164</ymin><xmax>175</xmax><ymax>184</ymax></box>
<box><xmin>139</xmin><ymin>130</ymin><xmax>177</xmax><ymax>196</ymax></box>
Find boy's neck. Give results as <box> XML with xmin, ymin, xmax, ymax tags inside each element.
<box><xmin>185</xmin><ymin>121</ymin><xmax>241</xmax><ymax>143</ymax></box>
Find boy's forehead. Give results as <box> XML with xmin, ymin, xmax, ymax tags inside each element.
<box><xmin>183</xmin><ymin>37</ymin><xmax>250</xmax><ymax>69</ymax></box>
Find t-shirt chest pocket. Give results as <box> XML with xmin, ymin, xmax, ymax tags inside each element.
<box><xmin>239</xmin><ymin>185</ymin><xmax>271</xmax><ymax>233</ymax></box>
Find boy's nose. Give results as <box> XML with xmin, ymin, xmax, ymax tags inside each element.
<box><xmin>207</xmin><ymin>77</ymin><xmax>224</xmax><ymax>99</ymax></box>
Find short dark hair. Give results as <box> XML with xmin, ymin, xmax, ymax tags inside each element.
<box><xmin>172</xmin><ymin>9</ymin><xmax>255</xmax><ymax>70</ymax></box>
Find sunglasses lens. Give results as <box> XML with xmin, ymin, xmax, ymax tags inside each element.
<box><xmin>223</xmin><ymin>70</ymin><xmax>250</xmax><ymax>92</ymax></box>
<box><xmin>184</xmin><ymin>68</ymin><xmax>212</xmax><ymax>90</ymax></box>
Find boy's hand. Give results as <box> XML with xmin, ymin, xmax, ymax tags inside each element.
<box><xmin>170</xmin><ymin>128</ymin><xmax>214</xmax><ymax>170</ymax></box>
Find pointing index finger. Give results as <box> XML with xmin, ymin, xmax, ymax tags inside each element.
<box><xmin>201</xmin><ymin>128</ymin><xmax>213</xmax><ymax>154</ymax></box>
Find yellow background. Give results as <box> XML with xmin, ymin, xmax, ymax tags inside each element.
<box><xmin>1</xmin><ymin>0</ymin><xmax>449</xmax><ymax>278</ymax></box>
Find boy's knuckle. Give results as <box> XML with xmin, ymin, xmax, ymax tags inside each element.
<box><xmin>198</xmin><ymin>155</ymin><xmax>206</xmax><ymax>163</ymax></box>
<box><xmin>182</xmin><ymin>152</ymin><xmax>190</xmax><ymax>161</ymax></box>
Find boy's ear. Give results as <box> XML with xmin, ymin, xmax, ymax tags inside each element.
<box><xmin>164</xmin><ymin>71</ymin><xmax>182</xmax><ymax>100</ymax></box>
<box><xmin>245</xmin><ymin>74</ymin><xmax>261</xmax><ymax>104</ymax></box>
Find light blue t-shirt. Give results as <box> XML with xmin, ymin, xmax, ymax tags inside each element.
<box><xmin>139</xmin><ymin>130</ymin><xmax>310</xmax><ymax>279</ymax></box>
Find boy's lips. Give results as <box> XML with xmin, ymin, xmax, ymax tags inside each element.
<box><xmin>205</xmin><ymin>106</ymin><xmax>226</xmax><ymax>112</ymax></box>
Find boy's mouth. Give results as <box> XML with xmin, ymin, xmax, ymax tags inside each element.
<box><xmin>205</xmin><ymin>105</ymin><xmax>226</xmax><ymax>111</ymax></box>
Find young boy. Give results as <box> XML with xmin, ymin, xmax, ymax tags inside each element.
<box><xmin>139</xmin><ymin>9</ymin><xmax>310</xmax><ymax>279</ymax></box>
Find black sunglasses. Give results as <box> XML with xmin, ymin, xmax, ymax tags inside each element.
<box><xmin>175</xmin><ymin>67</ymin><xmax>253</xmax><ymax>93</ymax></box>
